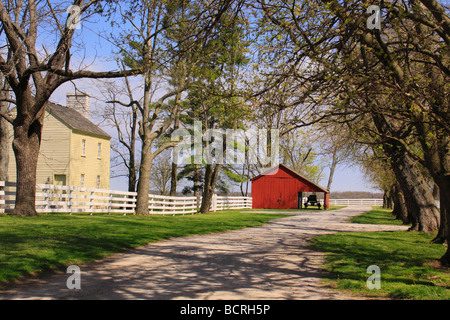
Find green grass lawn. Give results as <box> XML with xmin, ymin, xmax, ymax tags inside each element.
<box><xmin>348</xmin><ymin>207</ymin><xmax>407</xmax><ymax>226</ymax></box>
<box><xmin>310</xmin><ymin>207</ymin><xmax>450</xmax><ymax>300</ymax></box>
<box><xmin>0</xmin><ymin>210</ymin><xmax>288</xmax><ymax>288</ymax></box>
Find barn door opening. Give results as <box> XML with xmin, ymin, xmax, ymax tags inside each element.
<box><xmin>297</xmin><ymin>192</ymin><xmax>303</xmax><ymax>209</ymax></box>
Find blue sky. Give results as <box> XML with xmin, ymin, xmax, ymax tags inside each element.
<box><xmin>320</xmin><ymin>165</ymin><xmax>378</xmax><ymax>193</ymax></box>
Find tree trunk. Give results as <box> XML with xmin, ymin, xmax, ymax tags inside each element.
<box><xmin>127</xmin><ymin>110</ymin><xmax>137</xmax><ymax>193</ymax></box>
<box><xmin>435</xmin><ymin>175</ymin><xmax>450</xmax><ymax>267</ymax></box>
<box><xmin>0</xmin><ymin>76</ymin><xmax>10</xmax><ymax>183</ymax></box>
<box><xmin>200</xmin><ymin>164</ymin><xmax>214</xmax><ymax>213</ymax></box>
<box><xmin>128</xmin><ymin>166</ymin><xmax>137</xmax><ymax>193</ymax></box>
<box><xmin>411</xmin><ymin>117</ymin><xmax>450</xmax><ymax>255</ymax></box>
<box><xmin>0</xmin><ymin>104</ymin><xmax>9</xmax><ymax>182</ymax></box>
<box><xmin>169</xmin><ymin>107</ymin><xmax>181</xmax><ymax>197</ymax></box>
<box><xmin>436</xmin><ymin>176</ymin><xmax>450</xmax><ymax>266</ymax></box>
<box><xmin>439</xmin><ymin>198</ymin><xmax>450</xmax><ymax>266</ymax></box>
<box><xmin>326</xmin><ymin>151</ymin><xmax>338</xmax><ymax>191</ymax></box>
<box><xmin>11</xmin><ymin>115</ymin><xmax>43</xmax><ymax>217</ymax></box>
<box><xmin>170</xmin><ymin>162</ymin><xmax>178</xmax><ymax>196</ymax></box>
<box><xmin>390</xmin><ymin>151</ymin><xmax>440</xmax><ymax>233</ymax></box>
<box><xmin>383</xmin><ymin>187</ymin><xmax>394</xmax><ymax>210</ymax></box>
<box><xmin>193</xmin><ymin>165</ymin><xmax>201</xmax><ymax>197</ymax></box>
<box><xmin>414</xmin><ymin>119</ymin><xmax>450</xmax><ymax>261</ymax></box>
<box><xmin>135</xmin><ymin>139</ymin><xmax>154</xmax><ymax>215</ymax></box>
<box><xmin>372</xmin><ymin>113</ymin><xmax>440</xmax><ymax>233</ymax></box>
<box><xmin>200</xmin><ymin>164</ymin><xmax>222</xmax><ymax>213</ymax></box>
<box><xmin>0</xmin><ymin>97</ymin><xmax>9</xmax><ymax>216</ymax></box>
<box><xmin>193</xmin><ymin>164</ymin><xmax>201</xmax><ymax>209</ymax></box>
<box><xmin>127</xmin><ymin>136</ymin><xmax>137</xmax><ymax>193</ymax></box>
<box><xmin>432</xmin><ymin>184</ymin><xmax>439</xmax><ymax>200</ymax></box>
<box><xmin>432</xmin><ymin>183</ymin><xmax>448</xmax><ymax>244</ymax></box>
<box><xmin>392</xmin><ymin>185</ymin><xmax>410</xmax><ymax>225</ymax></box>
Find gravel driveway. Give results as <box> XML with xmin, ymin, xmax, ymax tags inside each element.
<box><xmin>0</xmin><ymin>206</ymin><xmax>408</xmax><ymax>300</ymax></box>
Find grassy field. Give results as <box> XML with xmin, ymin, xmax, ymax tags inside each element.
<box><xmin>348</xmin><ymin>207</ymin><xmax>407</xmax><ymax>225</ymax></box>
<box><xmin>310</xmin><ymin>207</ymin><xmax>450</xmax><ymax>300</ymax></box>
<box><xmin>0</xmin><ymin>210</ymin><xmax>287</xmax><ymax>288</ymax></box>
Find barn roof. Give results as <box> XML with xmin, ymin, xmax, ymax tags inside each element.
<box><xmin>251</xmin><ymin>163</ymin><xmax>329</xmax><ymax>193</ymax></box>
<box><xmin>47</xmin><ymin>102</ymin><xmax>111</xmax><ymax>139</ymax></box>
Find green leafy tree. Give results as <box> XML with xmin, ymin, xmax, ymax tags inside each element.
<box><xmin>254</xmin><ymin>0</ymin><xmax>450</xmax><ymax>265</ymax></box>
<box><xmin>181</xmin><ymin>10</ymin><xmax>251</xmax><ymax>213</ymax></box>
<box><xmin>114</xmin><ymin>0</ymin><xmax>232</xmax><ymax>215</ymax></box>
<box><xmin>0</xmin><ymin>0</ymin><xmax>142</xmax><ymax>216</ymax></box>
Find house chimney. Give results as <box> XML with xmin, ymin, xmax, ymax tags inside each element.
<box><xmin>66</xmin><ymin>93</ymin><xmax>91</xmax><ymax>119</ymax></box>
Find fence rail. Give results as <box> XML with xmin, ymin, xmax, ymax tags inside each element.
<box><xmin>215</xmin><ymin>195</ymin><xmax>253</xmax><ymax>211</ymax></box>
<box><xmin>0</xmin><ymin>181</ymin><xmax>252</xmax><ymax>215</ymax></box>
<box><xmin>328</xmin><ymin>198</ymin><xmax>384</xmax><ymax>206</ymax></box>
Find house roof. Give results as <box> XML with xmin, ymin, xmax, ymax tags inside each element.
<box><xmin>47</xmin><ymin>102</ymin><xmax>111</xmax><ymax>139</ymax></box>
<box><xmin>251</xmin><ymin>163</ymin><xmax>329</xmax><ymax>193</ymax></box>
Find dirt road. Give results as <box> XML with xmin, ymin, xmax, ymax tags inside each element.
<box><xmin>0</xmin><ymin>206</ymin><xmax>408</xmax><ymax>300</ymax></box>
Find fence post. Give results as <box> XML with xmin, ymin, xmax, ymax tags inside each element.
<box><xmin>148</xmin><ymin>195</ymin><xmax>153</xmax><ymax>215</ymax></box>
<box><xmin>212</xmin><ymin>194</ymin><xmax>217</xmax><ymax>212</ymax></box>
<box><xmin>89</xmin><ymin>191</ymin><xmax>94</xmax><ymax>216</ymax></box>
<box><xmin>68</xmin><ymin>187</ymin><xmax>73</xmax><ymax>215</ymax></box>
<box><xmin>123</xmin><ymin>195</ymin><xmax>127</xmax><ymax>216</ymax></box>
<box><xmin>107</xmin><ymin>193</ymin><xmax>113</xmax><ymax>215</ymax></box>
<box><xmin>196</xmin><ymin>195</ymin><xmax>201</xmax><ymax>212</ymax></box>
<box><xmin>43</xmin><ymin>186</ymin><xmax>50</xmax><ymax>214</ymax></box>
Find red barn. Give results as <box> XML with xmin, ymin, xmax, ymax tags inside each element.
<box><xmin>251</xmin><ymin>164</ymin><xmax>330</xmax><ymax>210</ymax></box>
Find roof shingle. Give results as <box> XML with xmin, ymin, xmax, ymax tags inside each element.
<box><xmin>47</xmin><ymin>102</ymin><xmax>110</xmax><ymax>139</ymax></box>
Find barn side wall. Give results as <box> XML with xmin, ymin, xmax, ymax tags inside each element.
<box><xmin>251</xmin><ymin>167</ymin><xmax>323</xmax><ymax>209</ymax></box>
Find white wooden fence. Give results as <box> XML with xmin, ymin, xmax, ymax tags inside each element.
<box><xmin>328</xmin><ymin>198</ymin><xmax>384</xmax><ymax>206</ymax></box>
<box><xmin>329</xmin><ymin>198</ymin><xmax>440</xmax><ymax>208</ymax></box>
<box><xmin>0</xmin><ymin>181</ymin><xmax>252</xmax><ymax>215</ymax></box>
<box><xmin>300</xmin><ymin>198</ymin><xmax>384</xmax><ymax>207</ymax></box>
<box><xmin>3</xmin><ymin>181</ymin><xmax>439</xmax><ymax>213</ymax></box>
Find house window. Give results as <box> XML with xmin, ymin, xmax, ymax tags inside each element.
<box><xmin>81</xmin><ymin>174</ymin><xmax>85</xmax><ymax>188</ymax></box>
<box><xmin>81</xmin><ymin>139</ymin><xmax>86</xmax><ymax>156</ymax></box>
<box><xmin>97</xmin><ymin>143</ymin><xmax>102</xmax><ymax>159</ymax></box>
<box><xmin>96</xmin><ymin>175</ymin><xmax>101</xmax><ymax>189</ymax></box>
